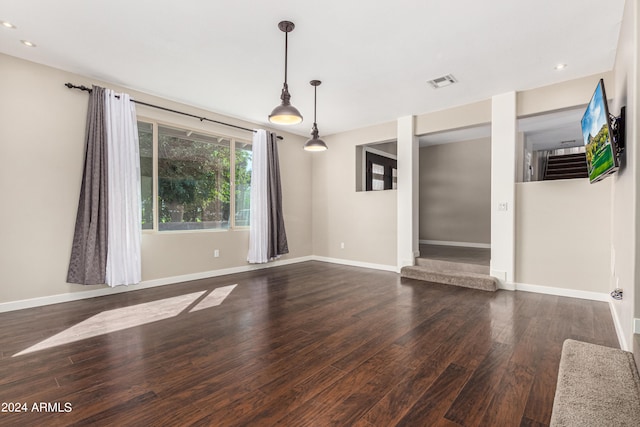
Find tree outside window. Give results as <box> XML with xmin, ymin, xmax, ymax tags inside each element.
<box><xmin>137</xmin><ymin>122</ymin><xmax>251</xmax><ymax>231</ymax></box>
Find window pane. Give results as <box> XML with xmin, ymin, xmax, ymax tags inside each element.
<box><xmin>158</xmin><ymin>126</ymin><xmax>230</xmax><ymax>231</ymax></box>
<box><xmin>372</xmin><ymin>163</ymin><xmax>384</xmax><ymax>190</ymax></box>
<box><xmin>138</xmin><ymin>121</ymin><xmax>154</xmax><ymax>230</ymax></box>
<box><xmin>235</xmin><ymin>141</ymin><xmax>252</xmax><ymax>227</ymax></box>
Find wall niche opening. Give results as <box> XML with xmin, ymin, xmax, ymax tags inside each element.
<box><xmin>355</xmin><ymin>140</ymin><xmax>397</xmax><ymax>192</ymax></box>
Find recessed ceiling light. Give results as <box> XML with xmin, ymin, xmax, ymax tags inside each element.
<box><xmin>1</xmin><ymin>20</ymin><xmax>16</xmax><ymax>29</ymax></box>
<box><xmin>20</xmin><ymin>40</ymin><xmax>36</xmax><ymax>47</ymax></box>
<box><xmin>554</xmin><ymin>64</ymin><xmax>567</xmax><ymax>70</ymax></box>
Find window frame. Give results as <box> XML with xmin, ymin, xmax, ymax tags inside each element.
<box><xmin>137</xmin><ymin>117</ymin><xmax>252</xmax><ymax>233</ymax></box>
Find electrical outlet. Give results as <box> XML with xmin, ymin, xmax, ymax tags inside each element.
<box><xmin>498</xmin><ymin>202</ymin><xmax>508</xmax><ymax>211</ymax></box>
<box><xmin>340</xmin><ymin>242</ymin><xmax>345</xmax><ymax>249</ymax></box>
<box><xmin>611</xmin><ymin>288</ymin><xmax>623</xmax><ymax>300</ymax></box>
<box><xmin>214</xmin><ymin>249</ymin><xmax>220</xmax><ymax>258</ymax></box>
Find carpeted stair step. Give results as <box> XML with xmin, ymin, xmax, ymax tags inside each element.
<box><xmin>400</xmin><ymin>265</ymin><xmax>498</xmax><ymax>292</ymax></box>
<box><xmin>415</xmin><ymin>258</ymin><xmax>489</xmax><ymax>274</ymax></box>
<box><xmin>550</xmin><ymin>339</ymin><xmax>640</xmax><ymax>426</ymax></box>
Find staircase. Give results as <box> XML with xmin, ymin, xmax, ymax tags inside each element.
<box><xmin>543</xmin><ymin>152</ymin><xmax>588</xmax><ymax>181</ymax></box>
<box><xmin>400</xmin><ymin>258</ymin><xmax>498</xmax><ymax>292</ymax></box>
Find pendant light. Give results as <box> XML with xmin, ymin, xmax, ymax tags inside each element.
<box><xmin>269</xmin><ymin>21</ymin><xmax>303</xmax><ymax>125</ymax></box>
<box><xmin>304</xmin><ymin>80</ymin><xmax>328</xmax><ymax>151</ymax></box>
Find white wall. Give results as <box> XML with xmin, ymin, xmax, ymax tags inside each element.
<box><xmin>312</xmin><ymin>101</ymin><xmax>494</xmax><ymax>270</ymax></box>
<box><xmin>0</xmin><ymin>54</ymin><xmax>312</xmax><ymax>305</ymax></box>
<box><xmin>491</xmin><ymin>92</ymin><xmax>517</xmax><ymax>282</ymax></box>
<box><xmin>515</xmin><ymin>179</ymin><xmax>611</xmax><ymax>293</ymax></box>
<box><xmin>311</xmin><ymin>122</ymin><xmax>398</xmax><ymax>268</ymax></box>
<box><xmin>610</xmin><ymin>0</ymin><xmax>638</xmax><ymax>351</ymax></box>
<box><xmin>397</xmin><ymin>116</ymin><xmax>418</xmax><ymax>267</ymax></box>
<box><xmin>515</xmin><ymin>73</ymin><xmax>614</xmax><ymax>299</ymax></box>
<box><xmin>416</xmin><ymin>100</ymin><xmax>492</xmax><ymax>135</ymax></box>
<box><xmin>518</xmin><ymin>72</ymin><xmax>614</xmax><ymax>116</ymax></box>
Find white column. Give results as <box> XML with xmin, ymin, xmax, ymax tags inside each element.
<box><xmin>491</xmin><ymin>92</ymin><xmax>517</xmax><ymax>283</ymax></box>
<box><xmin>397</xmin><ymin>115</ymin><xmax>418</xmax><ymax>269</ymax></box>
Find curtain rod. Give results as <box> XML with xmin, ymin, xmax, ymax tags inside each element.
<box><xmin>64</xmin><ymin>83</ymin><xmax>283</xmax><ymax>139</ymax></box>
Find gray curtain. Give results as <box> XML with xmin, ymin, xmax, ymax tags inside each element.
<box><xmin>266</xmin><ymin>131</ymin><xmax>289</xmax><ymax>258</ymax></box>
<box><xmin>67</xmin><ymin>86</ymin><xmax>109</xmax><ymax>285</ymax></box>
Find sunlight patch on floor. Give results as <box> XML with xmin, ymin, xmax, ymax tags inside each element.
<box><xmin>13</xmin><ymin>284</ymin><xmax>237</xmax><ymax>357</ymax></box>
<box><xmin>190</xmin><ymin>284</ymin><xmax>237</xmax><ymax>312</ymax></box>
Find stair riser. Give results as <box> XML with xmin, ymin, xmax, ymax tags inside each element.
<box><xmin>544</xmin><ymin>153</ymin><xmax>588</xmax><ymax>181</ymax></box>
<box><xmin>400</xmin><ymin>266</ymin><xmax>498</xmax><ymax>292</ymax></box>
<box><xmin>415</xmin><ymin>258</ymin><xmax>489</xmax><ymax>274</ymax></box>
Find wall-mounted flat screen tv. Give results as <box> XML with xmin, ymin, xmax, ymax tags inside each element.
<box><xmin>581</xmin><ymin>79</ymin><xmax>619</xmax><ymax>183</ymax></box>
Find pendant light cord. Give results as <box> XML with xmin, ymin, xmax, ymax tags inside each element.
<box><xmin>284</xmin><ymin>31</ymin><xmax>288</xmax><ymax>85</ymax></box>
<box><xmin>314</xmin><ymin>85</ymin><xmax>317</xmax><ymax>123</ymax></box>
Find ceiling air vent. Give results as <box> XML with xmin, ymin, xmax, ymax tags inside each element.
<box><xmin>427</xmin><ymin>74</ymin><xmax>457</xmax><ymax>89</ymax></box>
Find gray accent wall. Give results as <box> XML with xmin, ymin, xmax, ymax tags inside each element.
<box><xmin>419</xmin><ymin>138</ymin><xmax>491</xmax><ymax>245</ymax></box>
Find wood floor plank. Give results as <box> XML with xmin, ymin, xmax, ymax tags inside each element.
<box><xmin>478</xmin><ymin>361</ymin><xmax>535</xmax><ymax>426</ymax></box>
<box><xmin>521</xmin><ymin>296</ymin><xmax>572</xmax><ymax>425</ymax></box>
<box><xmin>0</xmin><ymin>261</ymin><xmax>620</xmax><ymax>426</ymax></box>
<box><xmin>272</xmin><ymin>341</ymin><xmax>415</xmax><ymax>426</ymax></box>
<box><xmin>362</xmin><ymin>309</ymin><xmax>491</xmax><ymax>425</ymax></box>
<box><xmin>362</xmin><ymin>353</ymin><xmax>447</xmax><ymax>425</ymax></box>
<box><xmin>444</xmin><ymin>341</ymin><xmax>514</xmax><ymax>425</ymax></box>
<box><xmin>395</xmin><ymin>363</ymin><xmax>471</xmax><ymax>426</ymax></box>
<box><xmin>234</xmin><ymin>365</ymin><xmax>346</xmax><ymax>426</ymax></box>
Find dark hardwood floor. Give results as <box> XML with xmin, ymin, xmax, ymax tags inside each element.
<box><xmin>0</xmin><ymin>261</ymin><xmax>619</xmax><ymax>426</ymax></box>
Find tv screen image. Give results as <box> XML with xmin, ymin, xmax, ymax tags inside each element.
<box><xmin>581</xmin><ymin>79</ymin><xmax>618</xmax><ymax>183</ymax></box>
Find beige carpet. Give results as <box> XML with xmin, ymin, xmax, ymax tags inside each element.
<box><xmin>400</xmin><ymin>265</ymin><xmax>498</xmax><ymax>292</ymax></box>
<box><xmin>550</xmin><ymin>339</ymin><xmax>640</xmax><ymax>426</ymax></box>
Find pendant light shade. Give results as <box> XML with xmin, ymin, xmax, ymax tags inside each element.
<box><xmin>269</xmin><ymin>21</ymin><xmax>303</xmax><ymax>125</ymax></box>
<box><xmin>304</xmin><ymin>80</ymin><xmax>328</xmax><ymax>152</ymax></box>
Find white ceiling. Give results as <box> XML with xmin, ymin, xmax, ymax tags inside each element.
<box><xmin>0</xmin><ymin>0</ymin><xmax>626</xmax><ymax>137</ymax></box>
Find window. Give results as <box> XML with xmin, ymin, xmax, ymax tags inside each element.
<box><xmin>365</xmin><ymin>151</ymin><xmax>397</xmax><ymax>191</ymax></box>
<box><xmin>355</xmin><ymin>141</ymin><xmax>398</xmax><ymax>191</ymax></box>
<box><xmin>137</xmin><ymin>121</ymin><xmax>251</xmax><ymax>231</ymax></box>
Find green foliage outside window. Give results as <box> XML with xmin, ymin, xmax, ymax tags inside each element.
<box><xmin>137</xmin><ymin>122</ymin><xmax>251</xmax><ymax>231</ymax></box>
<box><xmin>139</xmin><ymin>122</ymin><xmax>154</xmax><ymax>230</ymax></box>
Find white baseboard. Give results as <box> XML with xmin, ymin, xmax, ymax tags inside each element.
<box><xmin>1</xmin><ymin>256</ymin><xmax>631</xmax><ymax>351</ymax></box>
<box><xmin>0</xmin><ymin>256</ymin><xmax>314</xmax><ymax>313</ymax></box>
<box><xmin>311</xmin><ymin>256</ymin><xmax>398</xmax><ymax>273</ymax></box>
<box><xmin>419</xmin><ymin>240</ymin><xmax>491</xmax><ymax>249</ymax></box>
<box><xmin>512</xmin><ymin>282</ymin><xmax>610</xmax><ymax>302</ymax></box>
<box><xmin>510</xmin><ymin>281</ymin><xmax>626</xmax><ymax>350</ymax></box>
<box><xmin>497</xmin><ymin>280</ymin><xmax>516</xmax><ymax>291</ymax></box>
<box><xmin>610</xmin><ymin>302</ymin><xmax>629</xmax><ymax>351</ymax></box>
